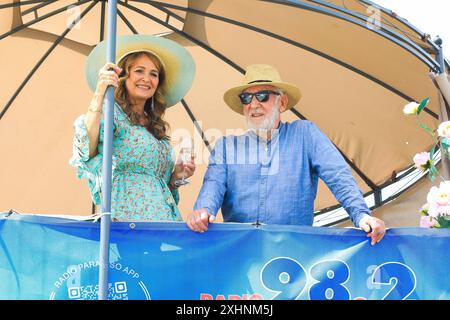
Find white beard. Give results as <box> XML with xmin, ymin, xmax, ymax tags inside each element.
<box><xmin>246</xmin><ymin>101</ymin><xmax>281</xmax><ymax>132</ymax></box>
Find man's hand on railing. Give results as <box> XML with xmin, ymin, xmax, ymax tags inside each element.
<box><xmin>359</xmin><ymin>215</ymin><xmax>386</xmax><ymax>246</ymax></box>
<box><xmin>186</xmin><ymin>208</ymin><xmax>216</xmax><ymax>233</ymax></box>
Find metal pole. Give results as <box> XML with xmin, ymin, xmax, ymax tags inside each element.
<box><xmin>373</xmin><ymin>188</ymin><xmax>382</xmax><ymax>208</ymax></box>
<box><xmin>98</xmin><ymin>0</ymin><xmax>117</xmax><ymax>301</ymax></box>
<box><xmin>434</xmin><ymin>37</ymin><xmax>450</xmax><ymax>180</ymax></box>
<box><xmin>435</xmin><ymin>37</ymin><xmax>446</xmax><ymax>74</ymax></box>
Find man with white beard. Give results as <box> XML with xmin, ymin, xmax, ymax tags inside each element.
<box><xmin>187</xmin><ymin>64</ymin><xmax>385</xmax><ymax>245</ymax></box>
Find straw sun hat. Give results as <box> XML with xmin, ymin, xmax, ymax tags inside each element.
<box><xmin>85</xmin><ymin>34</ymin><xmax>195</xmax><ymax>108</ymax></box>
<box><xmin>223</xmin><ymin>64</ymin><xmax>301</xmax><ymax>115</ymax></box>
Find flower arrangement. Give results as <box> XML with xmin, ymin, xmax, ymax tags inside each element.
<box><xmin>403</xmin><ymin>98</ymin><xmax>450</xmax><ymax>228</ymax></box>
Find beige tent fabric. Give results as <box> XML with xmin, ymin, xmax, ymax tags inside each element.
<box><xmin>17</xmin><ymin>0</ymin><xmax>187</xmax><ymax>45</ymax></box>
<box><xmin>321</xmin><ymin>0</ymin><xmax>436</xmax><ymax>52</ymax></box>
<box><xmin>0</xmin><ymin>29</ymin><xmax>94</xmax><ymax>215</ymax></box>
<box><xmin>0</xmin><ymin>2</ymin><xmax>13</xmax><ymax>33</ymax></box>
<box><xmin>0</xmin><ymin>0</ymin><xmax>446</xmax><ymax>226</ymax></box>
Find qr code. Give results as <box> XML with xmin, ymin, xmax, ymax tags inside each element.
<box><xmin>68</xmin><ymin>281</ymin><xmax>128</xmax><ymax>300</ymax></box>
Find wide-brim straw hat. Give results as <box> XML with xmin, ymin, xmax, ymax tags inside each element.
<box><xmin>85</xmin><ymin>34</ymin><xmax>195</xmax><ymax>108</ymax></box>
<box><xmin>223</xmin><ymin>64</ymin><xmax>301</xmax><ymax>115</ymax></box>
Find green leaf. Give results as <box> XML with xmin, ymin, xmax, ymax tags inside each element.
<box><xmin>419</xmin><ymin>123</ymin><xmax>432</xmax><ymax>133</ymax></box>
<box><xmin>428</xmin><ymin>165</ymin><xmax>438</xmax><ymax>182</ymax></box>
<box><xmin>417</xmin><ymin>97</ymin><xmax>430</xmax><ymax>115</ymax></box>
<box><xmin>429</xmin><ymin>145</ymin><xmax>437</xmax><ymax>159</ymax></box>
<box><xmin>437</xmin><ymin>216</ymin><xmax>450</xmax><ymax>228</ymax></box>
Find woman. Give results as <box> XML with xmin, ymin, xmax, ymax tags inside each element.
<box><xmin>70</xmin><ymin>35</ymin><xmax>196</xmax><ymax>221</ymax></box>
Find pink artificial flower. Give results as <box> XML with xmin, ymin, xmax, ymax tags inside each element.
<box><xmin>413</xmin><ymin>152</ymin><xmax>430</xmax><ymax>171</ymax></box>
<box><xmin>420</xmin><ymin>215</ymin><xmax>438</xmax><ymax>228</ymax></box>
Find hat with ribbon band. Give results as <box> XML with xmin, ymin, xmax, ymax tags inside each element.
<box><xmin>223</xmin><ymin>64</ymin><xmax>301</xmax><ymax>115</ymax></box>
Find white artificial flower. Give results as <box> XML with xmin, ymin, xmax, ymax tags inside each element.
<box><xmin>403</xmin><ymin>102</ymin><xmax>419</xmax><ymax>115</ymax></box>
<box><xmin>426</xmin><ymin>181</ymin><xmax>450</xmax><ymax>218</ymax></box>
<box><xmin>437</xmin><ymin>121</ymin><xmax>450</xmax><ymax>139</ymax></box>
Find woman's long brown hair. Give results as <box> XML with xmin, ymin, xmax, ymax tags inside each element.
<box><xmin>115</xmin><ymin>51</ymin><xmax>170</xmax><ymax>140</ymax></box>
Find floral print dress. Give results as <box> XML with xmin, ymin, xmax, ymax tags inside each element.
<box><xmin>70</xmin><ymin>103</ymin><xmax>181</xmax><ymax>221</ymax></box>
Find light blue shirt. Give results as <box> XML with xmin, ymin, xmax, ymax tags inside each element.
<box><xmin>194</xmin><ymin>120</ymin><xmax>371</xmax><ymax>227</ymax></box>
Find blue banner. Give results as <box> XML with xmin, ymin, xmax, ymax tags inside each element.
<box><xmin>0</xmin><ymin>213</ymin><xmax>449</xmax><ymax>300</ymax></box>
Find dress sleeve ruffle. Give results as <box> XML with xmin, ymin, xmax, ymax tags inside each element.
<box><xmin>69</xmin><ymin>114</ymin><xmax>103</xmax><ymax>205</ymax></box>
<box><xmin>70</xmin><ymin>104</ymin><xmax>123</xmax><ymax>205</ymax></box>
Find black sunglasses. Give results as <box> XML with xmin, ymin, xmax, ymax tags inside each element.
<box><xmin>238</xmin><ymin>90</ymin><xmax>281</xmax><ymax>105</ymax></box>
